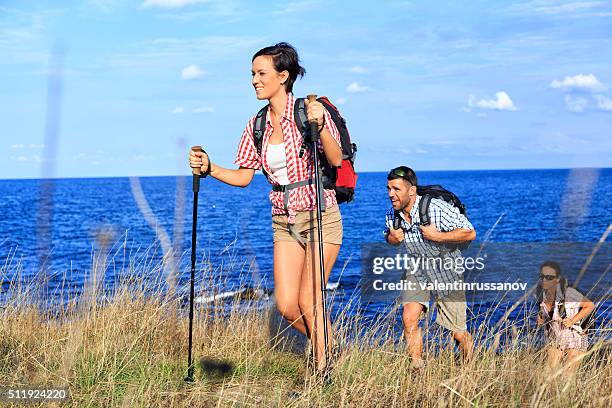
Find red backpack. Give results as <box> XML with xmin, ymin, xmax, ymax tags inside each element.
<box><xmin>253</xmin><ymin>96</ymin><xmax>357</xmax><ymax>203</ymax></box>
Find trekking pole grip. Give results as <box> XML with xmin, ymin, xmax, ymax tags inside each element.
<box><xmin>191</xmin><ymin>146</ymin><xmax>203</xmax><ymax>176</ymax></box>
<box><xmin>191</xmin><ymin>145</ymin><xmax>202</xmax><ymax>193</ymax></box>
<box><xmin>307</xmin><ymin>94</ymin><xmax>320</xmax><ymax>143</ymax></box>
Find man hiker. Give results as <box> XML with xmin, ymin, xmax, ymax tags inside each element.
<box><xmin>384</xmin><ymin>166</ymin><xmax>476</xmax><ymax>369</ymax></box>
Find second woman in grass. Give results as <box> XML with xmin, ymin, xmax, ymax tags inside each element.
<box><xmin>536</xmin><ymin>261</ymin><xmax>595</xmax><ymax>375</ymax></box>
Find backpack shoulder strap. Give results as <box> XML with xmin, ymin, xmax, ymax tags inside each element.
<box><xmin>560</xmin><ymin>278</ymin><xmax>568</xmax><ymax>299</ymax></box>
<box><xmin>294</xmin><ymin>97</ymin><xmax>311</xmax><ymax>158</ymax></box>
<box><xmin>558</xmin><ymin>277</ymin><xmax>569</xmax><ymax>318</ymax></box>
<box><xmin>294</xmin><ymin>98</ymin><xmax>308</xmax><ymax>134</ymax></box>
<box><xmin>418</xmin><ymin>195</ymin><xmax>432</xmax><ymax>226</ymax></box>
<box><xmin>253</xmin><ymin>105</ymin><xmax>268</xmax><ymax>157</ymax></box>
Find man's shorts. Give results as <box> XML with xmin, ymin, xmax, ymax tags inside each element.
<box><xmin>272</xmin><ymin>204</ymin><xmax>343</xmax><ymax>245</ymax></box>
<box><xmin>400</xmin><ymin>273</ymin><xmax>467</xmax><ymax>333</ymax></box>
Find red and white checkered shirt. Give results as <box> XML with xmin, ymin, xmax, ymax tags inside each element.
<box><xmin>235</xmin><ymin>93</ymin><xmax>341</xmax><ymax>224</ymax></box>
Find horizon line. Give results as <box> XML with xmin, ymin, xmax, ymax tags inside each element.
<box><xmin>0</xmin><ymin>167</ymin><xmax>612</xmax><ymax>181</ymax></box>
<box><xmin>0</xmin><ymin>166</ymin><xmax>612</xmax><ymax>181</ymax></box>
<box><xmin>0</xmin><ymin>166</ymin><xmax>610</xmax><ymax>182</ymax></box>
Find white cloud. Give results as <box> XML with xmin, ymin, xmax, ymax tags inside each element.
<box><xmin>275</xmin><ymin>0</ymin><xmax>322</xmax><ymax>15</ymax></box>
<box><xmin>172</xmin><ymin>106</ymin><xmax>184</xmax><ymax>113</ymax></box>
<box><xmin>87</xmin><ymin>0</ymin><xmax>123</xmax><ymax>13</ymax></box>
<box><xmin>146</xmin><ymin>1</ymin><xmax>246</xmax><ymax>24</ymax></box>
<box><xmin>141</xmin><ymin>0</ymin><xmax>211</xmax><ymax>9</ymax></box>
<box><xmin>508</xmin><ymin>1</ymin><xmax>608</xmax><ymax>16</ymax></box>
<box><xmin>0</xmin><ymin>8</ymin><xmax>53</xmax><ymax>66</ymax></box>
<box><xmin>181</xmin><ymin>64</ymin><xmax>205</xmax><ymax>80</ymax></box>
<box><xmin>10</xmin><ymin>144</ymin><xmax>25</xmax><ymax>149</ymax></box>
<box><xmin>349</xmin><ymin>66</ymin><xmax>368</xmax><ymax>74</ymax></box>
<box><xmin>468</xmin><ymin>91</ymin><xmax>518</xmax><ymax>111</ymax></box>
<box><xmin>565</xmin><ymin>95</ymin><xmax>588</xmax><ymax>113</ymax></box>
<box><xmin>28</xmin><ymin>143</ymin><xmax>44</xmax><ymax>149</ymax></box>
<box><xmin>595</xmin><ymin>95</ymin><xmax>612</xmax><ymax>111</ymax></box>
<box><xmin>335</xmin><ymin>97</ymin><xmax>347</xmax><ymax>105</ymax></box>
<box><xmin>346</xmin><ymin>82</ymin><xmax>369</xmax><ymax>93</ymax></box>
<box><xmin>192</xmin><ymin>106</ymin><xmax>215</xmax><ymax>113</ymax></box>
<box><xmin>131</xmin><ymin>154</ymin><xmax>154</xmax><ymax>161</ymax></box>
<box><xmin>531</xmin><ymin>1</ymin><xmax>605</xmax><ymax>14</ymax></box>
<box><xmin>109</xmin><ymin>36</ymin><xmax>263</xmax><ymax>72</ymax></box>
<box><xmin>550</xmin><ymin>74</ymin><xmax>606</xmax><ymax>92</ymax></box>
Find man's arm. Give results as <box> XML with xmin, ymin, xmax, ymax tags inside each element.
<box><xmin>420</xmin><ymin>199</ymin><xmax>476</xmax><ymax>243</ymax></box>
<box><xmin>420</xmin><ymin>224</ymin><xmax>475</xmax><ymax>243</ymax></box>
<box><xmin>385</xmin><ymin>228</ymin><xmax>405</xmax><ymax>246</ymax></box>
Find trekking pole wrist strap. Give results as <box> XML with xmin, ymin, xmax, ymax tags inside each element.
<box><xmin>317</xmin><ymin>116</ymin><xmax>325</xmax><ymax>133</ymax></box>
<box><xmin>201</xmin><ymin>149</ymin><xmax>211</xmax><ymax>178</ymax></box>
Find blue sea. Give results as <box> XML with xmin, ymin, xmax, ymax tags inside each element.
<box><xmin>1</xmin><ymin>168</ymin><xmax>610</xmax><ymax>340</ymax></box>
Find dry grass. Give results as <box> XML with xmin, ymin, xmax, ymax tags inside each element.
<box><xmin>0</xmin><ymin>249</ymin><xmax>610</xmax><ymax>408</ymax></box>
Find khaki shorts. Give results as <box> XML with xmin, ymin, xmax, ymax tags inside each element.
<box><xmin>272</xmin><ymin>205</ymin><xmax>343</xmax><ymax>245</ymax></box>
<box><xmin>400</xmin><ymin>273</ymin><xmax>467</xmax><ymax>332</ymax></box>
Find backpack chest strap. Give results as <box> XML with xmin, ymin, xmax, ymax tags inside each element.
<box><xmin>271</xmin><ymin>178</ymin><xmax>313</xmax><ymax>192</ymax></box>
<box><xmin>272</xmin><ymin>178</ymin><xmax>327</xmax><ymax>214</ymax></box>
<box><xmin>272</xmin><ymin>178</ymin><xmax>326</xmax><ymax>246</ymax></box>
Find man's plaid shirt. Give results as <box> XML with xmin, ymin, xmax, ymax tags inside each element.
<box><xmin>385</xmin><ymin>195</ymin><xmax>474</xmax><ymax>298</ymax></box>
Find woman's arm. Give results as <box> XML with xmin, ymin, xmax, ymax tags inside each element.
<box><xmin>572</xmin><ymin>297</ymin><xmax>595</xmax><ymax>324</ymax></box>
<box><xmin>210</xmin><ymin>164</ymin><xmax>255</xmax><ymax>187</ymax></box>
<box><xmin>306</xmin><ymin>100</ymin><xmax>342</xmax><ymax>167</ymax></box>
<box><xmin>562</xmin><ymin>295</ymin><xmax>595</xmax><ymax>328</ymax></box>
<box><xmin>189</xmin><ymin>150</ymin><xmax>255</xmax><ymax>187</ymax></box>
<box><xmin>319</xmin><ymin>126</ymin><xmax>342</xmax><ymax>167</ymax></box>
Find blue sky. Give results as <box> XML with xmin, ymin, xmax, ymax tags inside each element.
<box><xmin>1</xmin><ymin>0</ymin><xmax>611</xmax><ymax>179</ymax></box>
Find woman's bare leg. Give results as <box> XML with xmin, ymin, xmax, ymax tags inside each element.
<box><xmin>298</xmin><ymin>241</ymin><xmax>340</xmax><ymax>370</ymax></box>
<box><xmin>565</xmin><ymin>349</ymin><xmax>586</xmax><ymax>376</ymax></box>
<box><xmin>546</xmin><ymin>346</ymin><xmax>563</xmax><ymax>372</ymax></box>
<box><xmin>273</xmin><ymin>241</ymin><xmax>307</xmax><ymax>336</ymax></box>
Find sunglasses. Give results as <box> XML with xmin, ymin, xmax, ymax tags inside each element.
<box><xmin>388</xmin><ymin>167</ymin><xmax>416</xmax><ymax>185</ymax></box>
<box><xmin>539</xmin><ymin>274</ymin><xmax>558</xmax><ymax>281</ymax></box>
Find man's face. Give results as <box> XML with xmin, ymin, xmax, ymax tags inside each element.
<box><xmin>387</xmin><ymin>178</ymin><xmax>416</xmax><ymax>211</ymax></box>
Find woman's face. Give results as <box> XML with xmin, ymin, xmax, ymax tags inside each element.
<box><xmin>540</xmin><ymin>266</ymin><xmax>559</xmax><ymax>290</ymax></box>
<box><xmin>251</xmin><ymin>55</ymin><xmax>289</xmax><ymax>100</ymax></box>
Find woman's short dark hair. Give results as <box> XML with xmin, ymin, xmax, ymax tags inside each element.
<box><xmin>252</xmin><ymin>42</ymin><xmax>305</xmax><ymax>93</ymax></box>
<box><xmin>387</xmin><ymin>166</ymin><xmax>418</xmax><ymax>186</ymax></box>
<box><xmin>540</xmin><ymin>261</ymin><xmax>562</xmax><ymax>277</ymax></box>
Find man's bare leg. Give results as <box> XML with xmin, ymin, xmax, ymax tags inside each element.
<box><xmin>452</xmin><ymin>330</ymin><xmax>473</xmax><ymax>362</ymax></box>
<box><xmin>402</xmin><ymin>302</ymin><xmax>425</xmax><ymax>368</ymax></box>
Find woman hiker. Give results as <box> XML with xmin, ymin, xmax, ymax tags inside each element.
<box><xmin>536</xmin><ymin>261</ymin><xmax>595</xmax><ymax>376</ymax></box>
<box><xmin>189</xmin><ymin>42</ymin><xmax>343</xmax><ymax>375</ymax></box>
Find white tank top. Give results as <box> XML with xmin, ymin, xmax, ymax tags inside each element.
<box><xmin>266</xmin><ymin>142</ymin><xmax>289</xmax><ymax>185</ymax></box>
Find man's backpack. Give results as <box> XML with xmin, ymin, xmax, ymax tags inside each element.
<box><xmin>417</xmin><ymin>185</ymin><xmax>470</xmax><ymax>250</ymax></box>
<box><xmin>252</xmin><ymin>97</ymin><xmax>357</xmax><ymax>203</ymax></box>
<box><xmin>416</xmin><ymin>185</ymin><xmax>468</xmax><ymax>226</ymax></box>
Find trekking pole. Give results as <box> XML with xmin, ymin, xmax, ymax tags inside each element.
<box><xmin>307</xmin><ymin>94</ymin><xmax>330</xmax><ymax>373</ymax></box>
<box><xmin>185</xmin><ymin>145</ymin><xmax>202</xmax><ymax>383</ymax></box>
